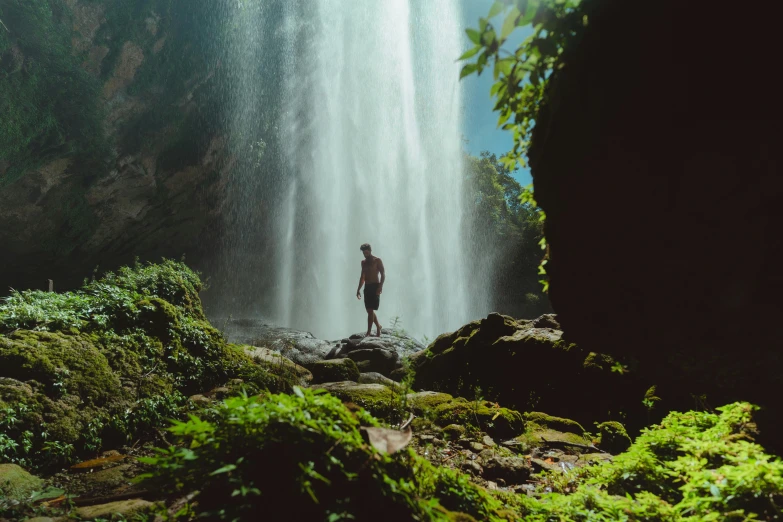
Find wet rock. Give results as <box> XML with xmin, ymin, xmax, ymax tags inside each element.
<box><xmin>358</xmin><ymin>372</ymin><xmax>401</xmax><ymax>389</ymax></box>
<box><xmin>326</xmin><ymin>330</ymin><xmax>424</xmax><ymax>377</ymax></box>
<box><xmin>389</xmin><ymin>367</ymin><xmax>409</xmax><ymax>382</ymax></box>
<box><xmin>222</xmin><ymin>323</ymin><xmax>332</xmax><ymax>366</ymax></box>
<box><xmin>460</xmin><ymin>460</ymin><xmax>483</xmax><ymax>475</ymax></box>
<box><xmin>243</xmin><ymin>345</ymin><xmax>313</xmax><ymax>385</ymax></box>
<box><xmin>532</xmin><ymin>314</ymin><xmax>561</xmax><ymax>330</ymax></box>
<box><xmin>482</xmin><ymin>456</ymin><xmax>531</xmax><ymax>483</ymax></box>
<box><xmin>0</xmin><ymin>464</ymin><xmax>43</xmax><ymax>501</ymax></box>
<box><xmin>442</xmin><ymin>424</ymin><xmax>466</xmax><ymax>439</ymax></box>
<box><xmin>345</xmin><ymin>348</ymin><xmax>399</xmax><ymax>375</ymax></box>
<box><xmin>308</xmin><ymin>358</ymin><xmax>360</xmax><ymax>384</ymax></box>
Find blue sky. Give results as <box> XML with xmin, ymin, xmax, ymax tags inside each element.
<box><xmin>459</xmin><ymin>0</ymin><xmax>532</xmax><ymax>186</ymax></box>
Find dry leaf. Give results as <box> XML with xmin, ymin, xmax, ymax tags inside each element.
<box><xmin>361</xmin><ymin>426</ymin><xmax>413</xmax><ymax>455</ymax></box>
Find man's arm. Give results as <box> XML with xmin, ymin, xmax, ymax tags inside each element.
<box><xmin>377</xmin><ymin>258</ymin><xmax>385</xmax><ymax>294</ymax></box>
<box><xmin>356</xmin><ymin>263</ymin><xmax>365</xmax><ymax>298</ymax></box>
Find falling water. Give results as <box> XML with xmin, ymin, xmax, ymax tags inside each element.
<box><xmin>274</xmin><ymin>0</ymin><xmax>476</xmax><ymax>340</ymax></box>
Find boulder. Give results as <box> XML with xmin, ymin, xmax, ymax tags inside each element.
<box><xmin>482</xmin><ymin>456</ymin><xmax>531</xmax><ymax>483</ymax></box>
<box><xmin>595</xmin><ymin>421</ymin><xmax>632</xmax><ymax>454</ymax></box>
<box><xmin>358</xmin><ymin>372</ymin><xmax>402</xmax><ymax>389</ymax></box>
<box><xmin>224</xmin><ymin>322</ymin><xmax>333</xmax><ymax>366</ymax></box>
<box><xmin>243</xmin><ymin>345</ymin><xmax>313</xmax><ymax>385</ymax></box>
<box><xmin>308</xmin><ymin>358</ymin><xmax>360</xmax><ymax>384</ymax></box>
<box><xmin>312</xmin><ymin>382</ymin><xmax>402</xmax><ymax>418</ymax></box>
<box><xmin>345</xmin><ymin>348</ymin><xmax>398</xmax><ymax>375</ymax></box>
<box><xmin>324</xmin><ymin>329</ymin><xmax>424</xmax><ymax>377</ymax></box>
<box><xmin>406</xmin><ymin>391</ymin><xmax>524</xmax><ymax>440</ymax></box>
<box><xmin>410</xmin><ymin>312</ymin><xmax>648</xmax><ymax>434</ymax></box>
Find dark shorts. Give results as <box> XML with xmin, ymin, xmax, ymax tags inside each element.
<box><xmin>364</xmin><ymin>283</ymin><xmax>380</xmax><ymax>311</ymax></box>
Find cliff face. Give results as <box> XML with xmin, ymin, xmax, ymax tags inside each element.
<box><xmin>0</xmin><ymin>0</ymin><xmax>286</xmax><ymax>293</ymax></box>
<box><xmin>529</xmin><ymin>0</ymin><xmax>783</xmax><ymax>444</ymax></box>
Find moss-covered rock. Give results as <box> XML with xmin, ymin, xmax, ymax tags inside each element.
<box><xmin>523</xmin><ymin>412</ymin><xmax>585</xmax><ymax>435</ymax></box>
<box><xmin>74</xmin><ymin>499</ymin><xmax>154</xmax><ymax>520</ymax></box>
<box><xmin>313</xmin><ymin>382</ymin><xmax>403</xmax><ymax>419</ymax></box>
<box><xmin>0</xmin><ymin>464</ymin><xmax>43</xmax><ymax>501</ymax></box>
<box><xmin>595</xmin><ymin>421</ymin><xmax>631</xmax><ymax>454</ymax></box>
<box><xmin>0</xmin><ymin>331</ymin><xmax>123</xmax><ymax>406</ymax></box>
<box><xmin>308</xmin><ymin>358</ymin><xmax>360</xmax><ymax>384</ymax></box>
<box><xmin>407</xmin><ymin>392</ymin><xmax>524</xmax><ymax>439</ymax></box>
<box><xmin>410</xmin><ymin>312</ymin><xmax>650</xmax><ymax>435</ymax></box>
<box><xmin>442</xmin><ymin>424</ymin><xmax>467</xmax><ymax>439</ymax></box>
<box><xmin>243</xmin><ymin>345</ymin><xmax>313</xmax><ymax>386</ymax></box>
<box><xmin>0</xmin><ymin>261</ymin><xmax>299</xmax><ymax>469</ymax></box>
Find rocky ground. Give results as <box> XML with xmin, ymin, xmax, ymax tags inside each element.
<box><xmin>1</xmin><ymin>262</ymin><xmax>780</xmax><ymax>521</ymax></box>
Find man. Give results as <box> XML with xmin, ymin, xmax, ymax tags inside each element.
<box><xmin>356</xmin><ymin>243</ymin><xmax>385</xmax><ymax>337</ymax></box>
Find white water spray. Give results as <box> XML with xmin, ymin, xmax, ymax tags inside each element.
<box><xmin>275</xmin><ymin>0</ymin><xmax>477</xmax><ymax>340</ymax></box>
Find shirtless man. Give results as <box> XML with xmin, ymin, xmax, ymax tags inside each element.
<box><xmin>356</xmin><ymin>243</ymin><xmax>385</xmax><ymax>337</ymax></box>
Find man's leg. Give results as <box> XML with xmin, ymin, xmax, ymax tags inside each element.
<box><xmin>372</xmin><ymin>312</ymin><xmax>382</xmax><ymax>336</ymax></box>
<box><xmin>366</xmin><ymin>309</ymin><xmax>373</xmax><ymax>337</ymax></box>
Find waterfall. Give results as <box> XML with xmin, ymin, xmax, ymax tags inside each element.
<box><xmin>274</xmin><ymin>0</ymin><xmax>475</xmax><ymax>340</ymax></box>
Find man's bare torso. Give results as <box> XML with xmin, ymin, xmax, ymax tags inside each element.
<box><xmin>362</xmin><ymin>256</ymin><xmax>382</xmax><ymax>283</ymax></box>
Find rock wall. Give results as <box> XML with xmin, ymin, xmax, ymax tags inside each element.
<box><xmin>529</xmin><ymin>0</ymin><xmax>783</xmax><ymax>445</ymax></box>
<box><xmin>0</xmin><ymin>0</ymin><xmax>287</xmax><ymax>294</ymax></box>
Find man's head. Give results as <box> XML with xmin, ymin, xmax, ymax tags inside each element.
<box><xmin>360</xmin><ymin>243</ymin><xmax>372</xmax><ymax>259</ymax></box>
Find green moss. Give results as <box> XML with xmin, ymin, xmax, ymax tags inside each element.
<box><xmin>0</xmin><ymin>261</ymin><xmax>291</xmax><ymax>470</ymax></box>
<box><xmin>407</xmin><ymin>391</ymin><xmax>455</xmax><ymax>412</ymax></box>
<box><xmin>308</xmin><ymin>358</ymin><xmax>360</xmax><ymax>383</ymax></box>
<box><xmin>523</xmin><ymin>412</ymin><xmax>585</xmax><ymax>435</ymax></box>
<box><xmin>595</xmin><ymin>421</ymin><xmax>631</xmax><ymax>454</ymax></box>
<box><xmin>442</xmin><ymin>424</ymin><xmax>467</xmax><ymax>439</ymax></box>
<box><xmin>313</xmin><ymin>383</ymin><xmax>402</xmax><ymax>419</ymax></box>
<box><xmin>0</xmin><ymin>464</ymin><xmax>43</xmax><ymax>501</ymax></box>
<box><xmin>430</xmin><ymin>398</ymin><xmax>524</xmax><ymax>439</ymax></box>
<box><xmin>136</xmin><ymin>297</ymin><xmax>179</xmax><ymax>341</ymax></box>
<box><xmin>0</xmin><ymin>331</ymin><xmax>123</xmax><ymax>406</ymax></box>
<box><xmin>406</xmin><ymin>392</ymin><xmax>523</xmax><ymax>439</ymax></box>
<box><xmin>515</xmin><ymin>428</ymin><xmax>589</xmax><ymax>451</ymax></box>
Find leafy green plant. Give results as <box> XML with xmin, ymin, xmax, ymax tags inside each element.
<box><xmin>139</xmin><ymin>388</ymin><xmax>518</xmax><ymax>521</ymax></box>
<box><xmin>461</xmin><ymin>1</ymin><xmax>588</xmax><ymax>293</ymax></box>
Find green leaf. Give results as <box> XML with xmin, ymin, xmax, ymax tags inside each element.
<box><xmin>488</xmin><ymin>1</ymin><xmax>506</xmax><ymax>19</ymax></box>
<box><xmin>465</xmin><ymin>28</ymin><xmax>481</xmax><ymax>44</ymax></box>
<box><xmin>500</xmin><ymin>7</ymin><xmax>521</xmax><ymax>39</ymax></box>
<box><xmin>293</xmin><ymin>386</ymin><xmax>305</xmax><ymax>398</ymax></box>
<box><xmin>210</xmin><ymin>463</ymin><xmax>237</xmax><ymax>475</ymax></box>
<box><xmin>521</xmin><ymin>0</ymin><xmax>540</xmax><ymax>25</ymax></box>
<box><xmin>457</xmin><ymin>46</ymin><xmax>481</xmax><ymax>61</ymax></box>
<box><xmin>460</xmin><ymin>63</ymin><xmax>479</xmax><ymax>79</ymax></box>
